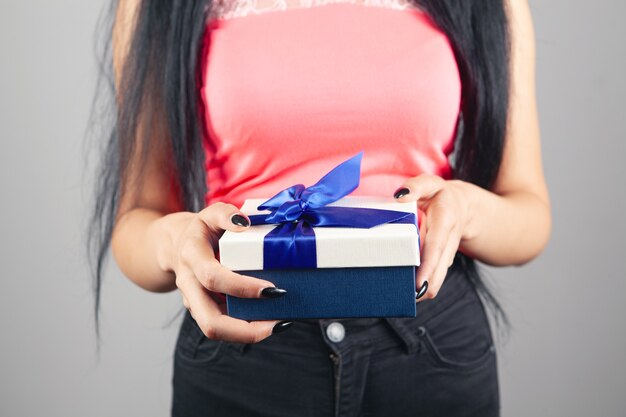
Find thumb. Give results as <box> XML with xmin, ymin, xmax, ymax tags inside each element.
<box><xmin>393</xmin><ymin>174</ymin><xmax>446</xmax><ymax>202</ymax></box>
<box><xmin>198</xmin><ymin>202</ymin><xmax>252</xmax><ymax>234</ymax></box>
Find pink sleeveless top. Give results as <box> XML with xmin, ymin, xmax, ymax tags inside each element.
<box><xmin>199</xmin><ymin>1</ymin><xmax>461</xmax><ymax>208</ymax></box>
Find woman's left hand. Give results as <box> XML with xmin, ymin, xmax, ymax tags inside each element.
<box><xmin>393</xmin><ymin>175</ymin><xmax>475</xmax><ymax>301</ymax></box>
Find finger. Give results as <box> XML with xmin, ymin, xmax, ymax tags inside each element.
<box><xmin>181</xmin><ymin>239</ymin><xmax>279</xmax><ymax>298</ymax></box>
<box><xmin>178</xmin><ymin>273</ymin><xmax>279</xmax><ymax>343</ymax></box>
<box><xmin>205</xmin><ymin>313</ymin><xmax>280</xmax><ymax>344</ymax></box>
<box><xmin>418</xmin><ymin>240</ymin><xmax>459</xmax><ymax>302</ymax></box>
<box><xmin>181</xmin><ymin>293</ymin><xmax>190</xmax><ymax>310</ymax></box>
<box><xmin>177</xmin><ymin>269</ymin><xmax>221</xmax><ymax>319</ymax></box>
<box><xmin>198</xmin><ymin>201</ymin><xmax>252</xmax><ymax>234</ymax></box>
<box><xmin>415</xmin><ymin>206</ymin><xmax>457</xmax><ymax>299</ymax></box>
<box><xmin>393</xmin><ymin>174</ymin><xmax>446</xmax><ymax>202</ymax></box>
<box><xmin>447</xmin><ymin>249</ymin><xmax>457</xmax><ymax>268</ymax></box>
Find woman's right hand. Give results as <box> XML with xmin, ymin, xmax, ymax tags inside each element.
<box><xmin>158</xmin><ymin>202</ymin><xmax>292</xmax><ymax>344</ymax></box>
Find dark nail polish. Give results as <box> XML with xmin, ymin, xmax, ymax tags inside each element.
<box><xmin>231</xmin><ymin>214</ymin><xmax>250</xmax><ymax>227</ymax></box>
<box><xmin>416</xmin><ymin>281</ymin><xmax>429</xmax><ymax>300</ymax></box>
<box><xmin>272</xmin><ymin>321</ymin><xmax>293</xmax><ymax>334</ymax></box>
<box><xmin>394</xmin><ymin>187</ymin><xmax>410</xmax><ymax>199</ymax></box>
<box><xmin>261</xmin><ymin>287</ymin><xmax>287</xmax><ymax>298</ymax></box>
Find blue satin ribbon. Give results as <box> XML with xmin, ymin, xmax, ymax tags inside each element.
<box><xmin>248</xmin><ymin>152</ymin><xmax>417</xmax><ymax>269</ymax></box>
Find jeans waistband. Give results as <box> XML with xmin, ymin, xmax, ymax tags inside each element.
<box><xmin>294</xmin><ymin>260</ymin><xmax>477</xmax><ymax>354</ymax></box>
<box><xmin>226</xmin><ymin>259</ymin><xmax>479</xmax><ymax>356</ymax></box>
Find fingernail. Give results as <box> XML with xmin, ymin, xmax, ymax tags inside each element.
<box><xmin>416</xmin><ymin>281</ymin><xmax>429</xmax><ymax>300</ymax></box>
<box><xmin>394</xmin><ymin>187</ymin><xmax>410</xmax><ymax>199</ymax></box>
<box><xmin>272</xmin><ymin>321</ymin><xmax>293</xmax><ymax>334</ymax></box>
<box><xmin>231</xmin><ymin>214</ymin><xmax>250</xmax><ymax>227</ymax></box>
<box><xmin>261</xmin><ymin>287</ymin><xmax>287</xmax><ymax>298</ymax></box>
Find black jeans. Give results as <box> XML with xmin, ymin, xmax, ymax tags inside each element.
<box><xmin>171</xmin><ymin>261</ymin><xmax>499</xmax><ymax>417</ymax></box>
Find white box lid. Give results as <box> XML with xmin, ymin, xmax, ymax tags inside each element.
<box><xmin>219</xmin><ymin>196</ymin><xmax>420</xmax><ymax>271</ymax></box>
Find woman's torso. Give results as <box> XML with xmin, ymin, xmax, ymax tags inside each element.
<box><xmin>174</xmin><ymin>9</ymin><xmax>499</xmax><ymax>412</ymax></box>
<box><xmin>199</xmin><ymin>0</ymin><xmax>462</xmax><ymax>207</ymax></box>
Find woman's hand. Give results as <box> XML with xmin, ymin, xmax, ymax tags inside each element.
<box><xmin>157</xmin><ymin>202</ymin><xmax>293</xmax><ymax>343</ymax></box>
<box><xmin>393</xmin><ymin>175</ymin><xmax>476</xmax><ymax>301</ymax></box>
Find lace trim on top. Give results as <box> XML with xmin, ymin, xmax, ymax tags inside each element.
<box><xmin>208</xmin><ymin>0</ymin><xmax>423</xmax><ymax>21</ymax></box>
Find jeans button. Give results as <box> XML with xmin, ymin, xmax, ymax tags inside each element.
<box><xmin>326</xmin><ymin>322</ymin><xmax>345</xmax><ymax>343</ymax></box>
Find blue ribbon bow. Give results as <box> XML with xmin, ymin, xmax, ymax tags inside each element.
<box><xmin>248</xmin><ymin>152</ymin><xmax>416</xmax><ymax>269</ymax></box>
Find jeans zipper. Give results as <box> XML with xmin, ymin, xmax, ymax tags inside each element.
<box><xmin>330</xmin><ymin>352</ymin><xmax>340</xmax><ymax>417</ymax></box>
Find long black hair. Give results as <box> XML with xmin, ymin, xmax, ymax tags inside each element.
<box><xmin>88</xmin><ymin>0</ymin><xmax>511</xmax><ymax>337</ymax></box>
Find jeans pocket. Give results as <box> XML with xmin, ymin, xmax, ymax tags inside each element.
<box><xmin>418</xmin><ymin>325</ymin><xmax>495</xmax><ymax>371</ymax></box>
<box><xmin>174</xmin><ymin>311</ymin><xmax>226</xmax><ymax>367</ymax></box>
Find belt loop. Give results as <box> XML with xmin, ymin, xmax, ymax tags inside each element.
<box><xmin>383</xmin><ymin>318</ymin><xmax>420</xmax><ymax>354</ymax></box>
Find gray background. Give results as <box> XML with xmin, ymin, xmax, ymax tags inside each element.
<box><xmin>1</xmin><ymin>0</ymin><xmax>624</xmax><ymax>416</ymax></box>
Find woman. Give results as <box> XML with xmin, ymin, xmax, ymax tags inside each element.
<box><xmin>89</xmin><ymin>0</ymin><xmax>551</xmax><ymax>415</ymax></box>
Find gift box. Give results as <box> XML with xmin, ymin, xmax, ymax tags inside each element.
<box><xmin>218</xmin><ymin>153</ymin><xmax>421</xmax><ymax>320</ymax></box>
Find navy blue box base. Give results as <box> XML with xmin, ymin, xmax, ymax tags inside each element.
<box><xmin>226</xmin><ymin>266</ymin><xmax>417</xmax><ymax>320</ymax></box>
